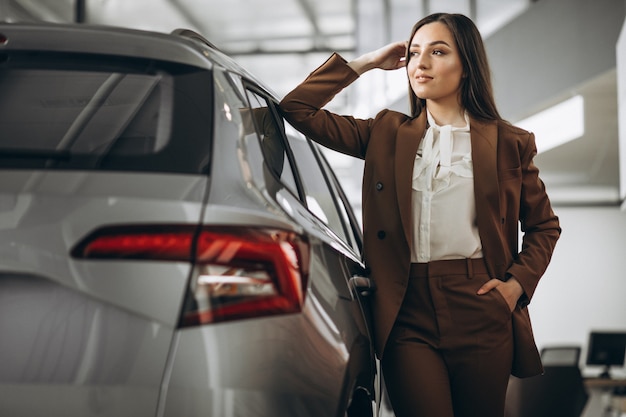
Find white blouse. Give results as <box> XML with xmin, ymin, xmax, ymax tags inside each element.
<box><xmin>411</xmin><ymin>110</ymin><xmax>483</xmax><ymax>263</ymax></box>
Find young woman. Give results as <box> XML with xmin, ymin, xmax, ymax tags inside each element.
<box><xmin>279</xmin><ymin>13</ymin><xmax>561</xmax><ymax>417</ymax></box>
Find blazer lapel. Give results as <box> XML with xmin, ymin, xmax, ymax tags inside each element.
<box><xmin>395</xmin><ymin>112</ymin><xmax>427</xmax><ymax>251</ymax></box>
<box><xmin>393</xmin><ymin>114</ymin><xmax>504</xmax><ymax>272</ymax></box>
<box><xmin>470</xmin><ymin>118</ymin><xmax>506</xmax><ymax>273</ymax></box>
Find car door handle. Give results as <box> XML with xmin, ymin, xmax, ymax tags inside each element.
<box><xmin>349</xmin><ymin>275</ymin><xmax>376</xmax><ymax>297</ymax></box>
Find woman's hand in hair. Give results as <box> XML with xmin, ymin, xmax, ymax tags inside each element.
<box><xmin>347</xmin><ymin>41</ymin><xmax>407</xmax><ymax>75</ymax></box>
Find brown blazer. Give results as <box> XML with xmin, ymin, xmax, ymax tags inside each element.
<box><xmin>279</xmin><ymin>53</ymin><xmax>561</xmax><ymax>377</ymax></box>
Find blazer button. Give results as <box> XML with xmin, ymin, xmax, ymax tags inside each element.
<box><xmin>377</xmin><ymin>230</ymin><xmax>386</xmax><ymax>239</ymax></box>
<box><xmin>376</xmin><ymin>182</ymin><xmax>384</xmax><ymax>191</ymax></box>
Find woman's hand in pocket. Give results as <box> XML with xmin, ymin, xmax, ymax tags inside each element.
<box><xmin>477</xmin><ymin>277</ymin><xmax>523</xmax><ymax>312</ymax></box>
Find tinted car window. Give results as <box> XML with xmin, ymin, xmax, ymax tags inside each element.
<box><xmin>243</xmin><ymin>88</ymin><xmax>354</xmax><ymax>247</ymax></box>
<box><xmin>316</xmin><ymin>148</ymin><xmax>363</xmax><ymax>254</ymax></box>
<box><xmin>282</xmin><ymin>124</ymin><xmax>351</xmax><ymax>245</ymax></box>
<box><xmin>0</xmin><ymin>53</ymin><xmax>212</xmax><ymax>173</ymax></box>
<box><xmin>244</xmin><ymin>90</ymin><xmax>299</xmax><ymax>197</ymax></box>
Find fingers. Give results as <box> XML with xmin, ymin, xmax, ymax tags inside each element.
<box><xmin>389</xmin><ymin>40</ymin><xmax>408</xmax><ymax>52</ymax></box>
<box><xmin>382</xmin><ymin>42</ymin><xmax>408</xmax><ymax>69</ymax></box>
<box><xmin>392</xmin><ymin>57</ymin><xmax>407</xmax><ymax>70</ymax></box>
<box><xmin>478</xmin><ymin>279</ymin><xmax>519</xmax><ymax>311</ymax></box>
<box><xmin>388</xmin><ymin>41</ymin><xmax>408</xmax><ymax>58</ymax></box>
<box><xmin>476</xmin><ymin>279</ymin><xmax>500</xmax><ymax>295</ymax></box>
<box><xmin>394</xmin><ymin>41</ymin><xmax>409</xmax><ymax>68</ymax></box>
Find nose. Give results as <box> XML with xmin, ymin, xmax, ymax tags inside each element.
<box><xmin>412</xmin><ymin>53</ymin><xmax>429</xmax><ymax>70</ymax></box>
<box><xmin>417</xmin><ymin>54</ymin><xmax>428</xmax><ymax>69</ymax></box>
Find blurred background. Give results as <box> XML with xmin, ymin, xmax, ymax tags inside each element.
<box><xmin>1</xmin><ymin>0</ymin><xmax>625</xmax><ymax>386</ymax></box>
<box><xmin>1</xmin><ymin>0</ymin><xmax>624</xmax><ymax>206</ymax></box>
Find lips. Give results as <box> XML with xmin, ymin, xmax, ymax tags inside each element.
<box><xmin>415</xmin><ymin>73</ymin><xmax>433</xmax><ymax>81</ymax></box>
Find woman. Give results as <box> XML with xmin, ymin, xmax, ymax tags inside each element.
<box><xmin>279</xmin><ymin>13</ymin><xmax>560</xmax><ymax>417</ymax></box>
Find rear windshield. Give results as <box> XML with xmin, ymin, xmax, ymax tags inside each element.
<box><xmin>0</xmin><ymin>52</ymin><xmax>213</xmax><ymax>174</ymax></box>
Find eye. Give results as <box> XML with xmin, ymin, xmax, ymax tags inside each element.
<box><xmin>409</xmin><ymin>50</ymin><xmax>420</xmax><ymax>57</ymax></box>
<box><xmin>432</xmin><ymin>49</ymin><xmax>444</xmax><ymax>56</ymax></box>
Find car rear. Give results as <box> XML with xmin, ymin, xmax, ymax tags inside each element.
<box><xmin>0</xmin><ymin>23</ymin><xmax>375</xmax><ymax>417</ymax></box>
<box><xmin>0</xmin><ymin>23</ymin><xmax>212</xmax><ymax>416</ymax></box>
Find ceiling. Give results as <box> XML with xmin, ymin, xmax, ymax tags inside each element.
<box><xmin>0</xmin><ymin>0</ymin><xmax>622</xmax><ymax>207</ymax></box>
<box><xmin>533</xmin><ymin>69</ymin><xmax>620</xmax><ymax>205</ymax></box>
<box><xmin>1</xmin><ymin>0</ymin><xmax>534</xmax><ymax>95</ymax></box>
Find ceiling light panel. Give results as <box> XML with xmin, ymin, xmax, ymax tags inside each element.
<box><xmin>174</xmin><ymin>0</ymin><xmax>314</xmax><ymax>43</ymax></box>
<box><xmin>87</xmin><ymin>0</ymin><xmax>193</xmax><ymax>32</ymax></box>
<box><xmin>516</xmin><ymin>95</ymin><xmax>585</xmax><ymax>154</ymax></box>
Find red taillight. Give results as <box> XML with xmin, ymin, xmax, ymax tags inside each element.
<box><xmin>0</xmin><ymin>33</ymin><xmax>7</xmax><ymax>45</ymax></box>
<box><xmin>72</xmin><ymin>225</ymin><xmax>309</xmax><ymax>326</ymax></box>
<box><xmin>71</xmin><ymin>225</ymin><xmax>197</xmax><ymax>260</ymax></box>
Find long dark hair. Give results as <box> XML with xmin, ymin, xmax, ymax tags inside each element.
<box><xmin>406</xmin><ymin>13</ymin><xmax>501</xmax><ymax>122</ymax></box>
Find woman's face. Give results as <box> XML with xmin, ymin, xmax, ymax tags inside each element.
<box><xmin>407</xmin><ymin>21</ymin><xmax>464</xmax><ymax>106</ymax></box>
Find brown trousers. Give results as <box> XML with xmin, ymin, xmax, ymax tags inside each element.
<box><xmin>381</xmin><ymin>258</ymin><xmax>514</xmax><ymax>417</ymax></box>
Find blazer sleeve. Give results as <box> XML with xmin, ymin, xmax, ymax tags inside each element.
<box><xmin>507</xmin><ymin>131</ymin><xmax>561</xmax><ymax>305</ymax></box>
<box><xmin>279</xmin><ymin>53</ymin><xmax>382</xmax><ymax>159</ymax></box>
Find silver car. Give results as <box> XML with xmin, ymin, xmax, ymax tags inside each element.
<box><xmin>0</xmin><ymin>23</ymin><xmax>379</xmax><ymax>417</ymax></box>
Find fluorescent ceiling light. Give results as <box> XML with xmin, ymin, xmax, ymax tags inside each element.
<box><xmin>515</xmin><ymin>95</ymin><xmax>585</xmax><ymax>154</ymax></box>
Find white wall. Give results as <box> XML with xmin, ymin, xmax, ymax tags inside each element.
<box><xmin>529</xmin><ymin>205</ymin><xmax>626</xmax><ymax>376</ymax></box>
<box><xmin>618</xmin><ymin>19</ymin><xmax>626</xmax><ymax>202</ymax></box>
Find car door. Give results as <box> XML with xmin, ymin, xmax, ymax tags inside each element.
<box><xmin>243</xmin><ymin>85</ymin><xmax>377</xmax><ymax>414</ymax></box>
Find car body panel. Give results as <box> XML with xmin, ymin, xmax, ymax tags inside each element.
<box><xmin>0</xmin><ymin>172</ymin><xmax>202</xmax><ymax>416</ymax></box>
<box><xmin>0</xmin><ymin>23</ymin><xmax>212</xmax><ymax>69</ymax></box>
<box><xmin>0</xmin><ymin>171</ymin><xmax>205</xmax><ymax>324</ymax></box>
<box><xmin>0</xmin><ymin>272</ymin><xmax>173</xmax><ymax>416</ymax></box>
<box><xmin>0</xmin><ymin>22</ymin><xmax>377</xmax><ymax>417</ymax></box>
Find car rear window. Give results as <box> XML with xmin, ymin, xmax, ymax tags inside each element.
<box><xmin>0</xmin><ymin>52</ymin><xmax>213</xmax><ymax>174</ymax></box>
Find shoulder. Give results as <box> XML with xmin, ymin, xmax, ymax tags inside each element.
<box><xmin>497</xmin><ymin>119</ymin><xmax>532</xmax><ymax>140</ymax></box>
<box><xmin>374</xmin><ymin>109</ymin><xmax>411</xmax><ymax>123</ymax></box>
<box><xmin>369</xmin><ymin>109</ymin><xmax>414</xmax><ymax>133</ymax></box>
<box><xmin>366</xmin><ymin>109</ymin><xmax>420</xmax><ymax>145</ymax></box>
<box><xmin>496</xmin><ymin>119</ymin><xmax>535</xmax><ymax>148</ymax></box>
<box><xmin>496</xmin><ymin>120</ymin><xmax>537</xmax><ymax>159</ymax></box>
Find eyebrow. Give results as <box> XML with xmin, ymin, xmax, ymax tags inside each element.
<box><xmin>410</xmin><ymin>40</ymin><xmax>451</xmax><ymax>48</ymax></box>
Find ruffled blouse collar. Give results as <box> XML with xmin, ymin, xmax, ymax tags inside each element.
<box><xmin>412</xmin><ymin>110</ymin><xmax>471</xmax><ymax>192</ymax></box>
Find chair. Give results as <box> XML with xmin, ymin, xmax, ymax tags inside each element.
<box><xmin>505</xmin><ymin>347</ymin><xmax>589</xmax><ymax>417</ymax></box>
<box><xmin>540</xmin><ymin>345</ymin><xmax>581</xmax><ymax>366</ymax></box>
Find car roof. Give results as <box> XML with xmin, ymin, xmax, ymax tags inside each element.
<box><xmin>0</xmin><ymin>22</ymin><xmax>276</xmax><ymax>96</ymax></box>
